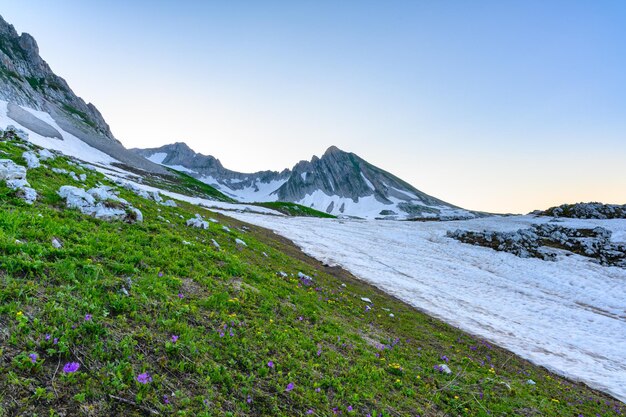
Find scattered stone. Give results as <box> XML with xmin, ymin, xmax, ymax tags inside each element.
<box><xmin>211</xmin><ymin>239</ymin><xmax>221</xmax><ymax>249</ymax></box>
<box><xmin>209</xmin><ymin>218</ymin><xmax>219</xmax><ymax>223</ymax></box>
<box><xmin>526</xmin><ymin>379</ymin><xmax>536</xmax><ymax>385</ymax></box>
<box><xmin>389</xmin><ymin>313</ymin><xmax>395</xmax><ymax>318</ymax></box>
<box><xmin>22</xmin><ymin>151</ymin><xmax>40</xmax><ymax>168</ymax></box>
<box><xmin>439</xmin><ymin>364</ymin><xmax>452</xmax><ymax>374</ymax></box>
<box><xmin>262</xmin><ymin>251</ymin><xmax>268</xmax><ymax>258</ymax></box>
<box><xmin>162</xmin><ymin>200</ymin><xmax>177</xmax><ymax>207</ymax></box>
<box><xmin>51</xmin><ymin>167</ymin><xmax>68</xmax><ymax>174</ymax></box>
<box><xmin>235</xmin><ymin>238</ymin><xmax>247</xmax><ymax>247</ymax></box>
<box><xmin>360</xmin><ymin>297</ymin><xmax>372</xmax><ymax>303</ymax></box>
<box><xmin>0</xmin><ymin>159</ymin><xmax>27</xmax><ymax>183</ymax></box>
<box><xmin>0</xmin><ymin>159</ymin><xmax>37</xmax><ymax>204</ymax></box>
<box><xmin>38</xmin><ymin>149</ymin><xmax>55</xmax><ymax>161</ymax></box>
<box><xmin>182</xmin><ymin>240</ymin><xmax>192</xmax><ymax>245</ymax></box>
<box><xmin>58</xmin><ymin>185</ymin><xmax>142</xmax><ymax>223</ymax></box>
<box><xmin>278</xmin><ymin>271</ymin><xmax>288</xmax><ymax>278</ymax></box>
<box><xmin>186</xmin><ymin>214</ymin><xmax>209</xmax><ymax>229</ymax></box>
<box><xmin>51</xmin><ymin>237</ymin><xmax>63</xmax><ymax>249</ymax></box>
<box><xmin>298</xmin><ymin>272</ymin><xmax>313</xmax><ymax>281</ymax></box>
<box><xmin>222</xmin><ymin>226</ymin><xmax>231</xmax><ymax>233</ymax></box>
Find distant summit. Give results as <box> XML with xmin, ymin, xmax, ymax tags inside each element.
<box><xmin>133</xmin><ymin>143</ymin><xmax>474</xmax><ymax>219</ymax></box>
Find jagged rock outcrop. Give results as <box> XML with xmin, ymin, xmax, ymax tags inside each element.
<box><xmin>447</xmin><ymin>224</ymin><xmax>626</xmax><ymax>268</ymax></box>
<box><xmin>532</xmin><ymin>202</ymin><xmax>626</xmax><ymax>219</ymax></box>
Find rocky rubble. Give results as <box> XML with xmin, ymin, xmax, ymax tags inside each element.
<box><xmin>186</xmin><ymin>214</ymin><xmax>209</xmax><ymax>229</ymax></box>
<box><xmin>447</xmin><ymin>224</ymin><xmax>626</xmax><ymax>268</ymax></box>
<box><xmin>114</xmin><ymin>179</ymin><xmax>176</xmax><ymax>207</ymax></box>
<box><xmin>58</xmin><ymin>185</ymin><xmax>142</xmax><ymax>223</ymax></box>
<box><xmin>533</xmin><ymin>202</ymin><xmax>626</xmax><ymax>219</ymax></box>
<box><xmin>0</xmin><ymin>158</ymin><xmax>37</xmax><ymax>204</ymax></box>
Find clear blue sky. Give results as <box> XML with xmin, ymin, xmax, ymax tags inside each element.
<box><xmin>2</xmin><ymin>1</ymin><xmax>625</xmax><ymax>213</ymax></box>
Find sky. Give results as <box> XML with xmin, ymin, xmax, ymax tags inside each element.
<box><xmin>2</xmin><ymin>1</ymin><xmax>625</xmax><ymax>213</ymax></box>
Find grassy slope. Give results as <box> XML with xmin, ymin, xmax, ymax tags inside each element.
<box><xmin>251</xmin><ymin>202</ymin><xmax>336</xmax><ymax>219</ymax></box>
<box><xmin>0</xmin><ymin>135</ymin><xmax>624</xmax><ymax>416</ymax></box>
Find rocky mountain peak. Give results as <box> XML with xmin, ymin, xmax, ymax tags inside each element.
<box><xmin>323</xmin><ymin>145</ymin><xmax>344</xmax><ymax>156</ymax></box>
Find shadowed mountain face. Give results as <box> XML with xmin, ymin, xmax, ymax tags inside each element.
<box><xmin>133</xmin><ymin>143</ymin><xmax>473</xmax><ymax>219</ymax></box>
<box><xmin>0</xmin><ymin>15</ymin><xmax>169</xmax><ymax>174</ymax></box>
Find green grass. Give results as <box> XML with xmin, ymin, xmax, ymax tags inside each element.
<box><xmin>0</xmin><ymin>133</ymin><xmax>624</xmax><ymax>416</ymax></box>
<box><xmin>61</xmin><ymin>104</ymin><xmax>97</xmax><ymax>129</ymax></box>
<box><xmin>251</xmin><ymin>202</ymin><xmax>336</xmax><ymax>218</ymax></box>
<box><xmin>167</xmin><ymin>169</ymin><xmax>236</xmax><ymax>203</ymax></box>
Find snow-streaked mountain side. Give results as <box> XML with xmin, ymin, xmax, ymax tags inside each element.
<box><xmin>0</xmin><ymin>15</ymin><xmax>168</xmax><ymax>175</ymax></box>
<box><xmin>133</xmin><ymin>143</ymin><xmax>475</xmax><ymax>220</ymax></box>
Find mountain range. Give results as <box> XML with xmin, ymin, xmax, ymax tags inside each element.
<box><xmin>132</xmin><ymin>142</ymin><xmax>473</xmax><ymax>219</ymax></box>
<box><xmin>0</xmin><ymin>14</ymin><xmax>472</xmax><ymax>220</ymax></box>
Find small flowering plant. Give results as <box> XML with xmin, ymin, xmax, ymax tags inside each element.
<box><xmin>13</xmin><ymin>351</ymin><xmax>42</xmax><ymax>371</ymax></box>
<box><xmin>137</xmin><ymin>372</ymin><xmax>152</xmax><ymax>384</ymax></box>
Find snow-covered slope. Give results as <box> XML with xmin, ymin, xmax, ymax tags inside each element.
<box><xmin>216</xmin><ymin>212</ymin><xmax>626</xmax><ymax>403</ymax></box>
<box><xmin>133</xmin><ymin>143</ymin><xmax>476</xmax><ymax>220</ymax></box>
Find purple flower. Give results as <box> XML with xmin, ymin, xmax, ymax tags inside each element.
<box><xmin>63</xmin><ymin>362</ymin><xmax>80</xmax><ymax>373</ymax></box>
<box><xmin>441</xmin><ymin>355</ymin><xmax>449</xmax><ymax>363</ymax></box>
<box><xmin>315</xmin><ymin>388</ymin><xmax>321</xmax><ymax>393</ymax></box>
<box><xmin>365</xmin><ymin>305</ymin><xmax>371</xmax><ymax>311</ymax></box>
<box><xmin>84</xmin><ymin>314</ymin><xmax>92</xmax><ymax>321</ymax></box>
<box><xmin>267</xmin><ymin>360</ymin><xmax>274</xmax><ymax>368</ymax></box>
<box><xmin>285</xmin><ymin>382</ymin><xmax>294</xmax><ymax>392</ymax></box>
<box><xmin>137</xmin><ymin>372</ymin><xmax>152</xmax><ymax>384</ymax></box>
<box><xmin>158</xmin><ymin>271</ymin><xmax>164</xmax><ymax>277</ymax></box>
<box><xmin>171</xmin><ymin>335</ymin><xmax>179</xmax><ymax>343</ymax></box>
<box><xmin>28</xmin><ymin>353</ymin><xmax>38</xmax><ymax>363</ymax></box>
<box><xmin>347</xmin><ymin>405</ymin><xmax>353</xmax><ymax>411</ymax></box>
<box><xmin>44</xmin><ymin>334</ymin><xmax>51</xmax><ymax>341</ymax></box>
<box><xmin>247</xmin><ymin>395</ymin><xmax>252</xmax><ymax>404</ymax></box>
<box><xmin>219</xmin><ymin>332</ymin><xmax>224</xmax><ymax>338</ymax></box>
<box><xmin>178</xmin><ymin>292</ymin><xmax>184</xmax><ymax>299</ymax></box>
<box><xmin>317</xmin><ymin>349</ymin><xmax>322</xmax><ymax>357</ymax></box>
<box><xmin>298</xmin><ymin>316</ymin><xmax>303</xmax><ymax>321</ymax></box>
<box><xmin>163</xmin><ymin>395</ymin><xmax>170</xmax><ymax>404</ymax></box>
<box><xmin>53</xmin><ymin>338</ymin><xmax>58</xmax><ymax>345</ymax></box>
<box><xmin>307</xmin><ymin>410</ymin><xmax>314</xmax><ymax>414</ymax></box>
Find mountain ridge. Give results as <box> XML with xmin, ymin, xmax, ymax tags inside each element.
<box><xmin>132</xmin><ymin>142</ymin><xmax>474</xmax><ymax>219</ymax></box>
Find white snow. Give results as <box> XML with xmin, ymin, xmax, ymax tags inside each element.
<box><xmin>0</xmin><ymin>101</ymin><xmax>118</xmax><ymax>166</ymax></box>
<box><xmin>301</xmin><ymin>172</ymin><xmax>308</xmax><ymax>181</ymax></box>
<box><xmin>165</xmin><ymin>164</ymin><xmax>196</xmax><ymax>174</ymax></box>
<box><xmin>147</xmin><ymin>152</ymin><xmax>168</xmax><ymax>164</ymax></box>
<box><xmin>360</xmin><ymin>172</ymin><xmax>375</xmax><ymax>190</ymax></box>
<box><xmin>209</xmin><ymin>177</ymin><xmax>288</xmax><ymax>203</ymax></box>
<box><xmin>221</xmin><ymin>213</ymin><xmax>626</xmax><ymax>402</ymax></box>
<box><xmin>110</xmin><ymin>178</ymin><xmax>284</xmax><ymax>216</ymax></box>
<box><xmin>390</xmin><ymin>186</ymin><xmax>417</xmax><ymax>200</ymax></box>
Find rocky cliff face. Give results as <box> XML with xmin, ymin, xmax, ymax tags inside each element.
<box><xmin>133</xmin><ymin>143</ymin><xmax>474</xmax><ymax>219</ymax></box>
<box><xmin>0</xmin><ymin>16</ymin><xmax>113</xmax><ymax>140</ymax></box>
<box><xmin>0</xmin><ymin>15</ymin><xmax>168</xmax><ymax>174</ymax></box>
